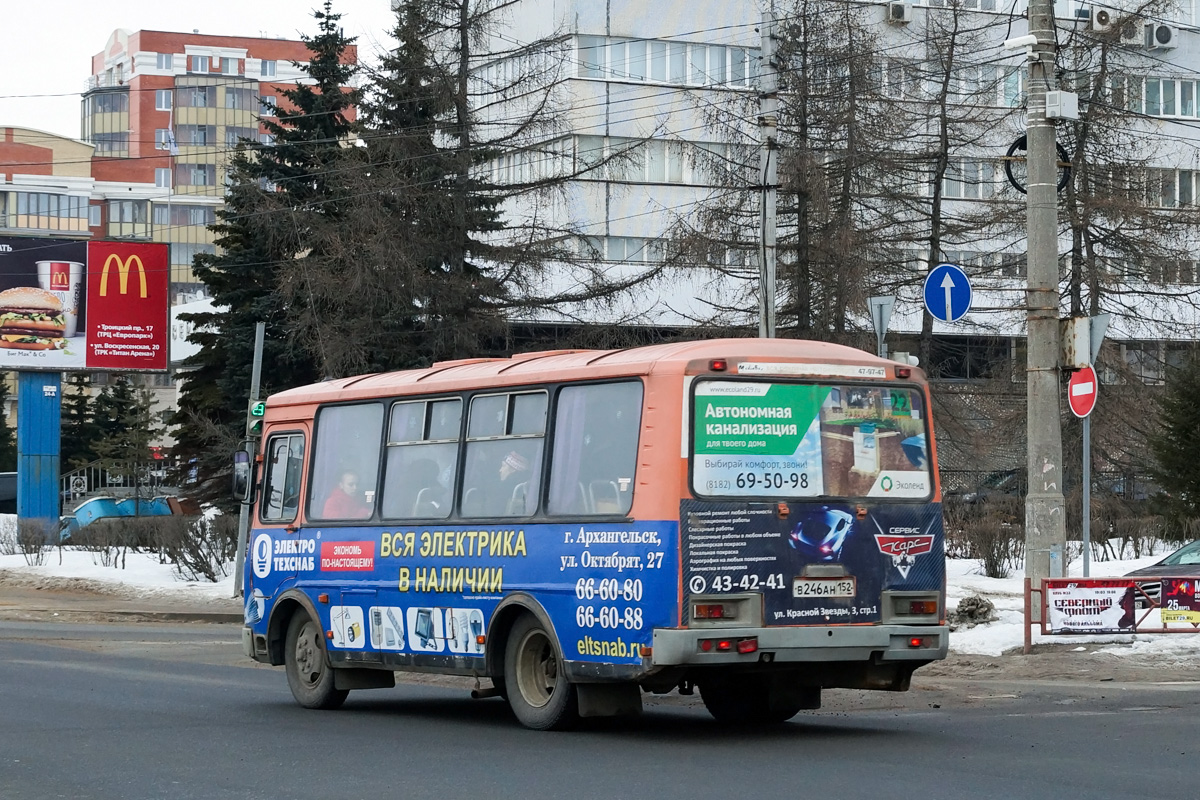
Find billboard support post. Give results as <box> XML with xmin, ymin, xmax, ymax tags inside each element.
<box><xmin>16</xmin><ymin>371</ymin><xmax>61</xmax><ymax>542</ymax></box>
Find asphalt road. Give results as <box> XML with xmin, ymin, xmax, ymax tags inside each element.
<box><xmin>0</xmin><ymin>621</ymin><xmax>1196</xmax><ymax>800</ymax></box>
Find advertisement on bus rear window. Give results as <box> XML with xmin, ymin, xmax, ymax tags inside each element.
<box><xmin>692</xmin><ymin>380</ymin><xmax>931</xmax><ymax>500</ymax></box>
<box><xmin>681</xmin><ymin>499</ymin><xmax>944</xmax><ymax>625</ymax></box>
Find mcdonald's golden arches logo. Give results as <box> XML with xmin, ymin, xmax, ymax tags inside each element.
<box><xmin>99</xmin><ymin>253</ymin><xmax>148</xmax><ymax>298</ymax></box>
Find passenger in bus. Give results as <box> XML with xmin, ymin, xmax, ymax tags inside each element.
<box><xmin>499</xmin><ymin>450</ymin><xmax>530</xmax><ymax>514</ymax></box>
<box><xmin>322</xmin><ymin>470</ymin><xmax>371</xmax><ymax>519</ymax></box>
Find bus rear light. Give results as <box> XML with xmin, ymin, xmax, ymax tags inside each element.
<box><xmin>909</xmin><ymin>637</ymin><xmax>925</xmax><ymax>648</ymax></box>
<box><xmin>700</xmin><ymin>640</ymin><xmax>713</xmax><ymax>652</ymax></box>
<box><xmin>895</xmin><ymin>366</ymin><xmax>912</xmax><ymax>379</ymax></box>
<box><xmin>716</xmin><ymin>639</ymin><xmax>733</xmax><ymax>652</ymax></box>
<box><xmin>908</xmin><ymin>600</ymin><xmax>939</xmax><ymax>615</ymax></box>
<box><xmin>694</xmin><ymin>603</ymin><xmax>733</xmax><ymax>620</ymax></box>
<box><xmin>476</xmin><ymin>635</ymin><xmax>486</xmax><ymax>645</ymax></box>
<box><xmin>736</xmin><ymin>638</ymin><xmax>758</xmax><ymax>654</ymax></box>
<box><xmin>325</xmin><ymin>630</ymin><xmax>334</xmax><ymax>640</ymax></box>
<box><xmin>709</xmin><ymin>359</ymin><xmax>728</xmax><ymax>372</ymax></box>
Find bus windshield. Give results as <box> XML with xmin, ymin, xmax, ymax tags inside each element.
<box><xmin>692</xmin><ymin>379</ymin><xmax>931</xmax><ymax>500</ymax></box>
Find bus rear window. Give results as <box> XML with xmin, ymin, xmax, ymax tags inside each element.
<box><xmin>692</xmin><ymin>380</ymin><xmax>930</xmax><ymax>500</ymax></box>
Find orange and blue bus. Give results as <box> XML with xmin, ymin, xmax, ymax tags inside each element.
<box><xmin>235</xmin><ymin>339</ymin><xmax>947</xmax><ymax>729</ymax></box>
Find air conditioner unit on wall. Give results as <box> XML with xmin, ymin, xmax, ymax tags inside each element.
<box><xmin>1091</xmin><ymin>7</ymin><xmax>1143</xmax><ymax>42</ymax></box>
<box><xmin>888</xmin><ymin>2</ymin><xmax>913</xmax><ymax>24</ymax></box>
<box><xmin>1091</xmin><ymin>6</ymin><xmax>1114</xmax><ymax>31</ymax></box>
<box><xmin>1145</xmin><ymin>23</ymin><xmax>1178</xmax><ymax>49</ymax></box>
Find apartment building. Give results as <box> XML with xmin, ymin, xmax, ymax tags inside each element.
<box><xmin>81</xmin><ymin>28</ymin><xmax>356</xmax><ymax>304</ymax></box>
<box><xmin>474</xmin><ymin>0</ymin><xmax>1200</xmax><ymax>373</ymax></box>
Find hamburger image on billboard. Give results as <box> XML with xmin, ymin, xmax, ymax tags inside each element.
<box><xmin>0</xmin><ymin>237</ymin><xmax>87</xmax><ymax>370</ymax></box>
<box><xmin>0</xmin><ymin>287</ymin><xmax>67</xmax><ymax>351</ymax></box>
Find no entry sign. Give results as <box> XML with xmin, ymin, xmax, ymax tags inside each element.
<box><xmin>1068</xmin><ymin>364</ymin><xmax>1098</xmax><ymax>418</ymax></box>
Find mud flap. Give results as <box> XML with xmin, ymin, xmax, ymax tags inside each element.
<box><xmin>576</xmin><ymin>683</ymin><xmax>643</xmax><ymax>718</ymax></box>
<box><xmin>333</xmin><ymin>668</ymin><xmax>396</xmax><ymax>690</ymax></box>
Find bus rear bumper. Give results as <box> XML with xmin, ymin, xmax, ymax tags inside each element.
<box><xmin>650</xmin><ymin>624</ymin><xmax>948</xmax><ymax>666</ymax></box>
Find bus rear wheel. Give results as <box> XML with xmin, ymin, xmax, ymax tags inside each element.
<box><xmin>698</xmin><ymin>675</ymin><xmax>807</xmax><ymax>724</ymax></box>
<box><xmin>504</xmin><ymin>614</ymin><xmax>578</xmax><ymax>730</ymax></box>
<box><xmin>285</xmin><ymin>612</ymin><xmax>349</xmax><ymax>710</ymax></box>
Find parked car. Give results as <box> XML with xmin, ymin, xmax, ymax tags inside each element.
<box><xmin>1124</xmin><ymin>539</ymin><xmax>1200</xmax><ymax>607</ymax></box>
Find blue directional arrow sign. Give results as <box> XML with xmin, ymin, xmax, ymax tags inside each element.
<box><xmin>923</xmin><ymin>263</ymin><xmax>972</xmax><ymax>323</ymax></box>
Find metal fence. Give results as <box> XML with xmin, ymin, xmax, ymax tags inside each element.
<box><xmin>60</xmin><ymin>460</ymin><xmax>173</xmax><ymax>509</ymax></box>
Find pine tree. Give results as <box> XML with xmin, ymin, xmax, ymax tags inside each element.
<box><xmin>284</xmin><ymin>0</ymin><xmax>652</xmax><ymax>377</ymax></box>
<box><xmin>60</xmin><ymin>373</ymin><xmax>100</xmax><ymax>470</ymax></box>
<box><xmin>92</xmin><ymin>376</ymin><xmax>165</xmax><ymax>478</ymax></box>
<box><xmin>1150</xmin><ymin>354</ymin><xmax>1200</xmax><ymax>524</ymax></box>
<box><xmin>172</xmin><ymin>1</ymin><xmax>360</xmax><ymax>506</ymax></box>
<box><xmin>0</xmin><ymin>374</ymin><xmax>16</xmax><ymax>472</ymax></box>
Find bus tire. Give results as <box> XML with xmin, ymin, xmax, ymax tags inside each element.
<box><xmin>698</xmin><ymin>676</ymin><xmax>804</xmax><ymax>724</ymax></box>
<box><xmin>504</xmin><ymin>614</ymin><xmax>578</xmax><ymax>730</ymax></box>
<box><xmin>285</xmin><ymin>612</ymin><xmax>349</xmax><ymax>710</ymax></box>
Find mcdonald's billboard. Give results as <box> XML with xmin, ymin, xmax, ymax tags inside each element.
<box><xmin>0</xmin><ymin>237</ymin><xmax>168</xmax><ymax>372</ymax></box>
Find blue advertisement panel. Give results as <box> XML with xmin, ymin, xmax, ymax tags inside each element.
<box><xmin>681</xmin><ymin>500</ymin><xmax>943</xmax><ymax>625</ymax></box>
<box><xmin>245</xmin><ymin>520</ymin><xmax>680</xmax><ymax>665</ymax></box>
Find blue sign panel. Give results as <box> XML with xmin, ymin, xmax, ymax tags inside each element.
<box><xmin>923</xmin><ymin>263</ymin><xmax>972</xmax><ymax>323</ymax></box>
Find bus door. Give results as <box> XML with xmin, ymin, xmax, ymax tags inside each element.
<box><xmin>683</xmin><ymin>378</ymin><xmax>944</xmax><ymax>628</ymax></box>
<box><xmin>247</xmin><ymin>431</ymin><xmax>309</xmax><ymax>628</ymax></box>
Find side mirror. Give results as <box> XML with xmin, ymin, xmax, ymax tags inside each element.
<box><xmin>232</xmin><ymin>445</ymin><xmax>256</xmax><ymax>504</ymax></box>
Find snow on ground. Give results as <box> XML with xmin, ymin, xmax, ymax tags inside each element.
<box><xmin>0</xmin><ymin>514</ymin><xmax>235</xmax><ymax>601</ymax></box>
<box><xmin>2</xmin><ymin>514</ymin><xmax>1197</xmax><ymax>658</ymax></box>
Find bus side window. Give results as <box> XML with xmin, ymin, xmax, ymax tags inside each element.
<box><xmin>460</xmin><ymin>392</ymin><xmax>546</xmax><ymax>518</ymax></box>
<box><xmin>381</xmin><ymin>399</ymin><xmax>461</xmax><ymax>520</ymax></box>
<box><xmin>308</xmin><ymin>403</ymin><xmax>384</xmax><ymax>521</ymax></box>
<box><xmin>547</xmin><ymin>382</ymin><xmax>643</xmax><ymax>516</ymax></box>
<box><xmin>262</xmin><ymin>434</ymin><xmax>304</xmax><ymax>523</ymax></box>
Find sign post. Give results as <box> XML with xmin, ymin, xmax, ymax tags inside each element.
<box><xmin>923</xmin><ymin>263</ymin><xmax>972</xmax><ymax>323</ymax></box>
<box><xmin>867</xmin><ymin>296</ymin><xmax>895</xmax><ymax>359</ymax></box>
<box><xmin>234</xmin><ymin>322</ymin><xmax>266</xmax><ymax>599</ymax></box>
<box><xmin>1069</xmin><ymin>363</ymin><xmax>1098</xmax><ymax>577</ymax></box>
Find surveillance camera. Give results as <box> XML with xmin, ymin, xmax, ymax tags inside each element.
<box><xmin>1003</xmin><ymin>34</ymin><xmax>1039</xmax><ymax>50</ymax></box>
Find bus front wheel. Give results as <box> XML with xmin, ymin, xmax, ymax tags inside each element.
<box><xmin>284</xmin><ymin>612</ymin><xmax>349</xmax><ymax>710</ymax></box>
<box><xmin>504</xmin><ymin>614</ymin><xmax>578</xmax><ymax>730</ymax></box>
<box><xmin>698</xmin><ymin>675</ymin><xmax>808</xmax><ymax>724</ymax></box>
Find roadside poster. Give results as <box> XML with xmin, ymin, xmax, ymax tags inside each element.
<box><xmin>1161</xmin><ymin>579</ymin><xmax>1200</xmax><ymax>624</ymax></box>
<box><xmin>0</xmin><ymin>237</ymin><xmax>168</xmax><ymax>372</ymax></box>
<box><xmin>1045</xmin><ymin>579</ymin><xmax>1137</xmax><ymax>633</ymax></box>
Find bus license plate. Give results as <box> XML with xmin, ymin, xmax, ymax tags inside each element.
<box><xmin>792</xmin><ymin>577</ymin><xmax>856</xmax><ymax>599</ymax></box>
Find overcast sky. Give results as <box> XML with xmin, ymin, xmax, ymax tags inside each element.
<box><xmin>0</xmin><ymin>0</ymin><xmax>397</xmax><ymax>141</ymax></box>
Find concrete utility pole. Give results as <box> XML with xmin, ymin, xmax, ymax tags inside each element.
<box><xmin>1023</xmin><ymin>0</ymin><xmax>1067</xmax><ymax>585</ymax></box>
<box><xmin>758</xmin><ymin>11</ymin><xmax>778</xmax><ymax>338</ymax></box>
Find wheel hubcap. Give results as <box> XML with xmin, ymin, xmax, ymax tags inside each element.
<box><xmin>295</xmin><ymin>623</ymin><xmax>322</xmax><ymax>686</ymax></box>
<box><xmin>515</xmin><ymin>629</ymin><xmax>557</xmax><ymax>708</ymax></box>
